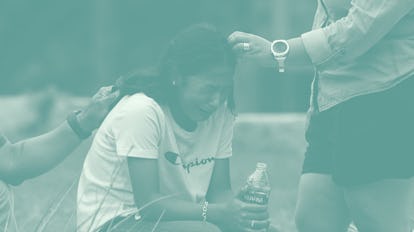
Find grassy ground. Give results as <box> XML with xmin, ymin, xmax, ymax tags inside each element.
<box><xmin>2</xmin><ymin>96</ymin><xmax>307</xmax><ymax>232</ymax></box>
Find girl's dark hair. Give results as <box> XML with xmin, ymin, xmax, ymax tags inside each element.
<box><xmin>114</xmin><ymin>23</ymin><xmax>236</xmax><ymax>111</ymax></box>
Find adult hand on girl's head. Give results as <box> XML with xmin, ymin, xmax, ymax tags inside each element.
<box><xmin>227</xmin><ymin>31</ymin><xmax>275</xmax><ymax>67</ymax></box>
<box><xmin>221</xmin><ymin>198</ymin><xmax>270</xmax><ymax>232</ymax></box>
<box><xmin>77</xmin><ymin>86</ymin><xmax>120</xmax><ymax>132</ymax></box>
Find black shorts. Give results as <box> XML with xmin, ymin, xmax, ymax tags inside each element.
<box><xmin>302</xmin><ymin>76</ymin><xmax>414</xmax><ymax>186</ymax></box>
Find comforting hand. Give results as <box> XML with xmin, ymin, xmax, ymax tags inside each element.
<box><xmin>228</xmin><ymin>31</ymin><xmax>275</xmax><ymax>67</ymax></box>
<box><xmin>77</xmin><ymin>86</ymin><xmax>120</xmax><ymax>132</ymax></box>
<box><xmin>221</xmin><ymin>198</ymin><xmax>270</xmax><ymax>232</ymax></box>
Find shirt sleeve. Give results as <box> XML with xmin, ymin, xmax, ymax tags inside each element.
<box><xmin>215</xmin><ymin>108</ymin><xmax>235</xmax><ymax>159</ymax></box>
<box><xmin>301</xmin><ymin>0</ymin><xmax>414</xmax><ymax>66</ymax></box>
<box><xmin>111</xmin><ymin>96</ymin><xmax>164</xmax><ymax>159</ymax></box>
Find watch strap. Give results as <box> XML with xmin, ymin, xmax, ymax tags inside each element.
<box><xmin>276</xmin><ymin>58</ymin><xmax>286</xmax><ymax>73</ymax></box>
<box><xmin>67</xmin><ymin>111</ymin><xmax>92</xmax><ymax>140</ymax></box>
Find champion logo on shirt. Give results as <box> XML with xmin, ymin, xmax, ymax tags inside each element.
<box><xmin>164</xmin><ymin>152</ymin><xmax>214</xmax><ymax>174</ymax></box>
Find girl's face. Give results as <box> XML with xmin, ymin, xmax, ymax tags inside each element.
<box><xmin>175</xmin><ymin>65</ymin><xmax>234</xmax><ymax>122</ymax></box>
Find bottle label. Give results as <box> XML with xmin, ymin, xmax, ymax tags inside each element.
<box><xmin>239</xmin><ymin>190</ymin><xmax>269</xmax><ymax>205</ymax></box>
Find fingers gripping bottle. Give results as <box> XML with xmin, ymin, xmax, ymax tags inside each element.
<box><xmin>238</xmin><ymin>162</ymin><xmax>271</xmax><ymax>205</ymax></box>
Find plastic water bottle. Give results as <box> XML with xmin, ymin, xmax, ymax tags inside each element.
<box><xmin>237</xmin><ymin>162</ymin><xmax>271</xmax><ymax>205</ymax></box>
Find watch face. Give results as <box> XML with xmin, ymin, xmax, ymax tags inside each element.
<box><xmin>271</xmin><ymin>40</ymin><xmax>290</xmax><ymax>58</ymax></box>
<box><xmin>273</xmin><ymin>41</ymin><xmax>288</xmax><ymax>53</ymax></box>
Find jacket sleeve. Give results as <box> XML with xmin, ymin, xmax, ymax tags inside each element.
<box><xmin>301</xmin><ymin>0</ymin><xmax>414</xmax><ymax>66</ymax></box>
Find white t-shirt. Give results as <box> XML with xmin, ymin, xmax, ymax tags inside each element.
<box><xmin>76</xmin><ymin>93</ymin><xmax>235</xmax><ymax>232</ymax></box>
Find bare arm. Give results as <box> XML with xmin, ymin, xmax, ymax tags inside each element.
<box><xmin>0</xmin><ymin>86</ymin><xmax>119</xmax><ymax>184</ymax></box>
<box><xmin>206</xmin><ymin>158</ymin><xmax>233</xmax><ymax>203</ymax></box>
<box><xmin>0</xmin><ymin>122</ymin><xmax>81</xmax><ymax>184</ymax></box>
<box><xmin>227</xmin><ymin>31</ymin><xmax>311</xmax><ymax>68</ymax></box>
<box><xmin>127</xmin><ymin>157</ymin><xmax>225</xmax><ymax>222</ymax></box>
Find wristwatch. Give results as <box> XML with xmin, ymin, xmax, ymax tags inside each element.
<box><xmin>270</xmin><ymin>40</ymin><xmax>290</xmax><ymax>73</ymax></box>
<box><xmin>67</xmin><ymin>110</ymin><xmax>92</xmax><ymax>140</ymax></box>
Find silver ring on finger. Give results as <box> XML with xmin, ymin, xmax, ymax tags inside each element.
<box><xmin>250</xmin><ymin>220</ymin><xmax>256</xmax><ymax>228</ymax></box>
<box><xmin>242</xmin><ymin>42</ymin><xmax>250</xmax><ymax>51</ymax></box>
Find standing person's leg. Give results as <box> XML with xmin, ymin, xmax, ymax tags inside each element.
<box><xmin>333</xmin><ymin>77</ymin><xmax>414</xmax><ymax>232</ymax></box>
<box><xmin>344</xmin><ymin>178</ymin><xmax>414</xmax><ymax>232</ymax></box>
<box><xmin>295</xmin><ymin>173</ymin><xmax>351</xmax><ymax>232</ymax></box>
<box><xmin>296</xmin><ymin>102</ymin><xmax>351</xmax><ymax>232</ymax></box>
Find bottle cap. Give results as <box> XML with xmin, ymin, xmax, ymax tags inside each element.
<box><xmin>256</xmin><ymin>162</ymin><xmax>267</xmax><ymax>170</ymax></box>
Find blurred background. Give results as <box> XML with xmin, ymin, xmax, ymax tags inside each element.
<box><xmin>0</xmin><ymin>1</ymin><xmax>316</xmax><ymax>231</ymax></box>
<box><xmin>0</xmin><ymin>0</ymin><xmax>316</xmax><ymax>112</ymax></box>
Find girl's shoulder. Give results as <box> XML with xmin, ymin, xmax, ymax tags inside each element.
<box><xmin>107</xmin><ymin>93</ymin><xmax>166</xmax><ymax>124</ymax></box>
<box><xmin>117</xmin><ymin>93</ymin><xmax>163</xmax><ymax>114</ymax></box>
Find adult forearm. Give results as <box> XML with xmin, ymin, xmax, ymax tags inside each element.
<box><xmin>286</xmin><ymin>37</ymin><xmax>313</xmax><ymax>67</ymax></box>
<box><xmin>260</xmin><ymin>37</ymin><xmax>312</xmax><ymax>68</ymax></box>
<box><xmin>7</xmin><ymin>121</ymin><xmax>82</xmax><ymax>182</ymax></box>
<box><xmin>228</xmin><ymin>31</ymin><xmax>313</xmax><ymax>69</ymax></box>
<box><xmin>0</xmin><ymin>86</ymin><xmax>117</xmax><ymax>184</ymax></box>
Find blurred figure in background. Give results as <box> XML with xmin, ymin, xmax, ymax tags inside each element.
<box><xmin>0</xmin><ymin>86</ymin><xmax>119</xmax><ymax>231</ymax></box>
<box><xmin>228</xmin><ymin>0</ymin><xmax>414</xmax><ymax>232</ymax></box>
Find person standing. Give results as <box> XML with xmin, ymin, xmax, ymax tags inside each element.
<box><xmin>228</xmin><ymin>1</ymin><xmax>414</xmax><ymax>231</ymax></box>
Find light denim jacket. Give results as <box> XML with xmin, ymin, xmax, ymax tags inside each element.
<box><xmin>301</xmin><ymin>0</ymin><xmax>414</xmax><ymax>111</ymax></box>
